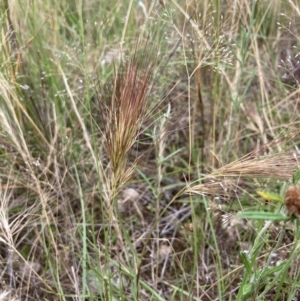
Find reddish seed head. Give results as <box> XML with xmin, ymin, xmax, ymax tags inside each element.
<box><xmin>285</xmin><ymin>185</ymin><xmax>300</xmax><ymax>217</ymax></box>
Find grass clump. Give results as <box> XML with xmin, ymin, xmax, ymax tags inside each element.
<box><xmin>1</xmin><ymin>0</ymin><xmax>300</xmax><ymax>300</ymax></box>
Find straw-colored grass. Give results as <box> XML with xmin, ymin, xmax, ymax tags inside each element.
<box><xmin>1</xmin><ymin>0</ymin><xmax>300</xmax><ymax>300</ymax></box>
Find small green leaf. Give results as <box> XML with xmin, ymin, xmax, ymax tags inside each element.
<box><xmin>261</xmin><ymin>261</ymin><xmax>286</xmax><ymax>278</ymax></box>
<box><xmin>236</xmin><ymin>211</ymin><xmax>289</xmax><ymax>221</ymax></box>
<box><xmin>242</xmin><ymin>283</ymin><xmax>254</xmax><ymax>297</ymax></box>
<box><xmin>240</xmin><ymin>251</ymin><xmax>252</xmax><ymax>274</ymax></box>
<box><xmin>256</xmin><ymin>190</ymin><xmax>284</xmax><ymax>203</ymax></box>
<box><xmin>293</xmin><ymin>168</ymin><xmax>300</xmax><ymax>185</ymax></box>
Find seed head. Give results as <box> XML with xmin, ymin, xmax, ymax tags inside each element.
<box><xmin>285</xmin><ymin>185</ymin><xmax>300</xmax><ymax>217</ymax></box>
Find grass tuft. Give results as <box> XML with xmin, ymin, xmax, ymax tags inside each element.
<box><xmin>1</xmin><ymin>0</ymin><xmax>300</xmax><ymax>300</ymax></box>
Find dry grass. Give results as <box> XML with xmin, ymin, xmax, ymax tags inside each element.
<box><xmin>1</xmin><ymin>0</ymin><xmax>300</xmax><ymax>300</ymax></box>
<box><xmin>186</xmin><ymin>143</ymin><xmax>300</xmax><ymax>198</ymax></box>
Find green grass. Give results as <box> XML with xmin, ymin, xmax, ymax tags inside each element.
<box><xmin>1</xmin><ymin>0</ymin><xmax>300</xmax><ymax>300</ymax></box>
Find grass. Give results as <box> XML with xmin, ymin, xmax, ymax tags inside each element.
<box><xmin>1</xmin><ymin>0</ymin><xmax>300</xmax><ymax>300</ymax></box>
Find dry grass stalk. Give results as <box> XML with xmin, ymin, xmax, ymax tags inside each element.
<box><xmin>186</xmin><ymin>148</ymin><xmax>300</xmax><ymax>196</ymax></box>
<box><xmin>98</xmin><ymin>47</ymin><xmax>155</xmax><ymax>246</ymax></box>
<box><xmin>0</xmin><ymin>290</ymin><xmax>20</xmax><ymax>301</ymax></box>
